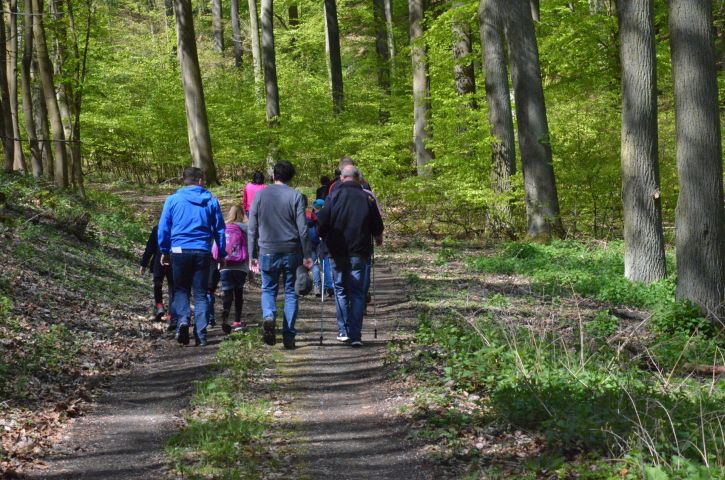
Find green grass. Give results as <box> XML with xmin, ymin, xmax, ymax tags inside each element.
<box><xmin>166</xmin><ymin>333</ymin><xmax>277</xmax><ymax>479</ymax></box>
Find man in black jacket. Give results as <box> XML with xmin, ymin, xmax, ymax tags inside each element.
<box><xmin>317</xmin><ymin>166</ymin><xmax>384</xmax><ymax>347</ymax></box>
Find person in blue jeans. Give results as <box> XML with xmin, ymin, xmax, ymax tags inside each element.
<box><xmin>317</xmin><ymin>165</ymin><xmax>384</xmax><ymax>347</ymax></box>
<box><xmin>248</xmin><ymin>161</ymin><xmax>313</xmax><ymax>350</ymax></box>
<box><xmin>158</xmin><ymin>167</ymin><xmax>226</xmax><ymax>347</ymax></box>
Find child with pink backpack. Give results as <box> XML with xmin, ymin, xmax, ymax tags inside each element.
<box><xmin>218</xmin><ymin>206</ymin><xmax>250</xmax><ymax>333</ymax></box>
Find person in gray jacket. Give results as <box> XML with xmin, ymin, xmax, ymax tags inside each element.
<box><xmin>248</xmin><ymin>161</ymin><xmax>313</xmax><ymax>349</ymax></box>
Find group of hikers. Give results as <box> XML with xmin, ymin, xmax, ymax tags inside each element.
<box><xmin>139</xmin><ymin>157</ymin><xmax>384</xmax><ymax>349</ymax></box>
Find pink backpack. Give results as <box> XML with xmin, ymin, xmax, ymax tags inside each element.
<box><xmin>223</xmin><ymin>224</ymin><xmax>248</xmax><ymax>264</ymax></box>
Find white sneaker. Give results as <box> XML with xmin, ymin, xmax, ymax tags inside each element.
<box><xmin>336</xmin><ymin>335</ymin><xmax>349</xmax><ymax>342</ymax></box>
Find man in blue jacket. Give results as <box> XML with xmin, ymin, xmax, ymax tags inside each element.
<box><xmin>158</xmin><ymin>167</ymin><xmax>226</xmax><ymax>347</ymax></box>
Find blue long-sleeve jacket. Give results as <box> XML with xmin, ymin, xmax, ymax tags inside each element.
<box><xmin>157</xmin><ymin>186</ymin><xmax>226</xmax><ymax>257</ymax></box>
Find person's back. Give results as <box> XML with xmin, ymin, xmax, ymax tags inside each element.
<box><xmin>249</xmin><ymin>184</ymin><xmax>309</xmax><ymax>256</ymax></box>
<box><xmin>243</xmin><ymin>171</ymin><xmax>267</xmax><ymax>214</ymax></box>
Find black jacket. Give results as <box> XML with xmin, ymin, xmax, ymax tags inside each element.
<box><xmin>140</xmin><ymin>225</ymin><xmax>163</xmax><ymax>276</ymax></box>
<box><xmin>317</xmin><ymin>182</ymin><xmax>384</xmax><ymax>258</ymax></box>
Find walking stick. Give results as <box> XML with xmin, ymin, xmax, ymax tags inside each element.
<box><xmin>373</xmin><ymin>251</ymin><xmax>377</xmax><ymax>339</ymax></box>
<box><xmin>319</xmin><ymin>257</ymin><xmax>324</xmax><ymax>346</ymax></box>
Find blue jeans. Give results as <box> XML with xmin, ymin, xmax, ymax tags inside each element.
<box><xmin>260</xmin><ymin>253</ymin><xmax>301</xmax><ymax>338</ymax></box>
<box><xmin>323</xmin><ymin>257</ymin><xmax>333</xmax><ymax>290</ymax></box>
<box><xmin>311</xmin><ymin>249</ymin><xmax>321</xmax><ymax>289</ymax></box>
<box><xmin>171</xmin><ymin>250</ymin><xmax>211</xmax><ymax>342</ymax></box>
<box><xmin>330</xmin><ymin>256</ymin><xmax>367</xmax><ymax>342</ymax></box>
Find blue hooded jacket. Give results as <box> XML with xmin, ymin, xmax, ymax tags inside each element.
<box><xmin>157</xmin><ymin>186</ymin><xmax>226</xmax><ymax>257</ymax></box>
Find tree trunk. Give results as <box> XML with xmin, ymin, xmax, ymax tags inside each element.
<box><xmin>212</xmin><ymin>0</ymin><xmax>223</xmax><ymax>53</ymax></box>
<box><xmin>0</xmin><ymin>7</ymin><xmax>15</xmax><ymax>173</ymax></box>
<box><xmin>409</xmin><ymin>0</ymin><xmax>433</xmax><ymax>175</ymax></box>
<box><xmin>174</xmin><ymin>0</ymin><xmax>219</xmax><ymax>185</ymax></box>
<box><xmin>452</xmin><ymin>0</ymin><xmax>476</xmax><ymax>106</ymax></box>
<box><xmin>618</xmin><ymin>0</ymin><xmax>666</xmax><ymax>282</ymax></box>
<box><xmin>261</xmin><ymin>0</ymin><xmax>279</xmax><ymax>124</ymax></box>
<box><xmin>670</xmin><ymin>0</ymin><xmax>725</xmax><ymax>320</ymax></box>
<box><xmin>21</xmin><ymin>0</ymin><xmax>43</xmax><ymax>177</ymax></box>
<box><xmin>530</xmin><ymin>0</ymin><xmax>539</xmax><ymax>21</ymax></box>
<box><xmin>374</xmin><ymin>0</ymin><xmax>391</xmax><ymax>95</ymax></box>
<box><xmin>33</xmin><ymin>0</ymin><xmax>68</xmax><ymax>188</ymax></box>
<box><xmin>7</xmin><ymin>0</ymin><xmax>26</xmax><ymax>172</ymax></box>
<box><xmin>384</xmin><ymin>0</ymin><xmax>395</xmax><ymax>61</ymax></box>
<box><xmin>231</xmin><ymin>0</ymin><xmax>243</xmax><ymax>66</ymax></box>
<box><xmin>31</xmin><ymin>58</ymin><xmax>53</xmax><ymax>179</ymax></box>
<box><xmin>480</xmin><ymin>0</ymin><xmax>515</xmax><ymax>207</ymax></box>
<box><xmin>67</xmin><ymin>0</ymin><xmax>90</xmax><ymax>198</ymax></box>
<box><xmin>324</xmin><ymin>0</ymin><xmax>343</xmax><ymax>113</ymax></box>
<box><xmin>248</xmin><ymin>0</ymin><xmax>263</xmax><ymax>98</ymax></box>
<box><xmin>164</xmin><ymin>0</ymin><xmax>173</xmax><ymax>16</ymax></box>
<box><xmin>288</xmin><ymin>5</ymin><xmax>298</xmax><ymax>26</ymax></box>
<box><xmin>505</xmin><ymin>0</ymin><xmax>562</xmax><ymax>239</ymax></box>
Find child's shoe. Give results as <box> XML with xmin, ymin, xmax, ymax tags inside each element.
<box><xmin>154</xmin><ymin>303</ymin><xmax>166</xmax><ymax>321</ymax></box>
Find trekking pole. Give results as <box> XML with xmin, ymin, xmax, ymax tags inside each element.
<box><xmin>373</xmin><ymin>251</ymin><xmax>377</xmax><ymax>339</ymax></box>
<box><xmin>319</xmin><ymin>258</ymin><xmax>324</xmax><ymax>346</ymax></box>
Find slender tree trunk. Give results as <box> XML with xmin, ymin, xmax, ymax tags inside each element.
<box><xmin>530</xmin><ymin>0</ymin><xmax>539</xmax><ymax>21</ymax></box>
<box><xmin>248</xmin><ymin>0</ymin><xmax>263</xmax><ymax>98</ymax></box>
<box><xmin>324</xmin><ymin>0</ymin><xmax>343</xmax><ymax>113</ymax></box>
<box><xmin>67</xmin><ymin>0</ymin><xmax>90</xmax><ymax>198</ymax></box>
<box><xmin>670</xmin><ymin>0</ymin><xmax>725</xmax><ymax>320</ymax></box>
<box><xmin>32</xmin><ymin>58</ymin><xmax>53</xmax><ymax>179</ymax></box>
<box><xmin>231</xmin><ymin>0</ymin><xmax>242</xmax><ymax>66</ymax></box>
<box><xmin>452</xmin><ymin>0</ymin><xmax>476</xmax><ymax>106</ymax></box>
<box><xmin>480</xmin><ymin>0</ymin><xmax>515</xmax><ymax>210</ymax></box>
<box><xmin>21</xmin><ymin>0</ymin><xmax>42</xmax><ymax>177</ymax></box>
<box><xmin>7</xmin><ymin>0</ymin><xmax>26</xmax><ymax>172</ymax></box>
<box><xmin>618</xmin><ymin>0</ymin><xmax>665</xmax><ymax>282</ymax></box>
<box><xmin>212</xmin><ymin>0</ymin><xmax>223</xmax><ymax>52</ymax></box>
<box><xmin>409</xmin><ymin>0</ymin><xmax>433</xmax><ymax>175</ymax></box>
<box><xmin>33</xmin><ymin>0</ymin><xmax>68</xmax><ymax>188</ymax></box>
<box><xmin>0</xmin><ymin>7</ymin><xmax>15</xmax><ymax>173</ymax></box>
<box><xmin>384</xmin><ymin>0</ymin><xmax>395</xmax><ymax>61</ymax></box>
<box><xmin>164</xmin><ymin>0</ymin><xmax>173</xmax><ymax>16</ymax></box>
<box><xmin>288</xmin><ymin>5</ymin><xmax>298</xmax><ymax>26</ymax></box>
<box><xmin>374</xmin><ymin>0</ymin><xmax>391</xmax><ymax>94</ymax></box>
<box><xmin>174</xmin><ymin>0</ymin><xmax>219</xmax><ymax>185</ymax></box>
<box><xmin>505</xmin><ymin>0</ymin><xmax>562</xmax><ymax>239</ymax></box>
<box><xmin>261</xmin><ymin>0</ymin><xmax>279</xmax><ymax>124</ymax></box>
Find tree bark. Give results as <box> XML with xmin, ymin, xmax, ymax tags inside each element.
<box><xmin>288</xmin><ymin>5</ymin><xmax>298</xmax><ymax>26</ymax></box>
<box><xmin>261</xmin><ymin>0</ymin><xmax>279</xmax><ymax>123</ymax></box>
<box><xmin>21</xmin><ymin>0</ymin><xmax>42</xmax><ymax>177</ymax></box>
<box><xmin>33</xmin><ymin>0</ymin><xmax>68</xmax><ymax>188</ymax></box>
<box><xmin>618</xmin><ymin>0</ymin><xmax>665</xmax><ymax>282</ymax></box>
<box><xmin>530</xmin><ymin>0</ymin><xmax>539</xmax><ymax>21</ymax></box>
<box><xmin>212</xmin><ymin>0</ymin><xmax>224</xmax><ymax>52</ymax></box>
<box><xmin>384</xmin><ymin>0</ymin><xmax>395</xmax><ymax>61</ymax></box>
<box><xmin>505</xmin><ymin>0</ymin><xmax>562</xmax><ymax>239</ymax></box>
<box><xmin>67</xmin><ymin>0</ymin><xmax>90</xmax><ymax>197</ymax></box>
<box><xmin>374</xmin><ymin>0</ymin><xmax>391</xmax><ymax>95</ymax></box>
<box><xmin>0</xmin><ymin>7</ymin><xmax>15</xmax><ymax>173</ymax></box>
<box><xmin>31</xmin><ymin>58</ymin><xmax>53</xmax><ymax>179</ymax></box>
<box><xmin>248</xmin><ymin>0</ymin><xmax>263</xmax><ymax>98</ymax></box>
<box><xmin>670</xmin><ymin>0</ymin><xmax>725</xmax><ymax>320</ymax></box>
<box><xmin>231</xmin><ymin>0</ymin><xmax>242</xmax><ymax>66</ymax></box>
<box><xmin>7</xmin><ymin>0</ymin><xmax>26</xmax><ymax>172</ymax></box>
<box><xmin>409</xmin><ymin>0</ymin><xmax>433</xmax><ymax>175</ymax></box>
<box><xmin>452</xmin><ymin>0</ymin><xmax>476</xmax><ymax>106</ymax></box>
<box><xmin>324</xmin><ymin>0</ymin><xmax>343</xmax><ymax>113</ymax></box>
<box><xmin>174</xmin><ymin>0</ymin><xmax>219</xmax><ymax>185</ymax></box>
<box><xmin>480</xmin><ymin>0</ymin><xmax>515</xmax><ymax>201</ymax></box>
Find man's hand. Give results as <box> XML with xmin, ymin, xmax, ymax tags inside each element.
<box><xmin>139</xmin><ymin>266</ymin><xmax>146</xmax><ymax>276</ymax></box>
<box><xmin>374</xmin><ymin>235</ymin><xmax>383</xmax><ymax>247</ymax></box>
<box><xmin>160</xmin><ymin>253</ymin><xmax>171</xmax><ymax>267</ymax></box>
<box><xmin>218</xmin><ymin>258</ymin><xmax>226</xmax><ymax>269</ymax></box>
<box><xmin>303</xmin><ymin>257</ymin><xmax>313</xmax><ymax>270</ymax></box>
<box><xmin>250</xmin><ymin>258</ymin><xmax>260</xmax><ymax>274</ymax></box>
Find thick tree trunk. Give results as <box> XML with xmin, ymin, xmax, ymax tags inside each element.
<box><xmin>452</xmin><ymin>0</ymin><xmax>476</xmax><ymax>105</ymax></box>
<box><xmin>174</xmin><ymin>0</ymin><xmax>219</xmax><ymax>185</ymax></box>
<box><xmin>618</xmin><ymin>0</ymin><xmax>665</xmax><ymax>282</ymax></box>
<box><xmin>31</xmin><ymin>58</ymin><xmax>53</xmax><ymax>179</ymax></box>
<box><xmin>33</xmin><ymin>0</ymin><xmax>68</xmax><ymax>188</ymax></box>
<box><xmin>231</xmin><ymin>0</ymin><xmax>243</xmax><ymax>66</ymax></box>
<box><xmin>0</xmin><ymin>8</ymin><xmax>15</xmax><ymax>173</ymax></box>
<box><xmin>480</xmin><ymin>0</ymin><xmax>516</xmax><ymax>201</ymax></box>
<box><xmin>212</xmin><ymin>0</ymin><xmax>223</xmax><ymax>52</ymax></box>
<box><xmin>670</xmin><ymin>0</ymin><xmax>725</xmax><ymax>320</ymax></box>
<box><xmin>409</xmin><ymin>0</ymin><xmax>433</xmax><ymax>175</ymax></box>
<box><xmin>505</xmin><ymin>0</ymin><xmax>562</xmax><ymax>239</ymax></box>
<box><xmin>261</xmin><ymin>0</ymin><xmax>279</xmax><ymax>124</ymax></box>
<box><xmin>7</xmin><ymin>0</ymin><xmax>26</xmax><ymax>172</ymax></box>
<box><xmin>248</xmin><ymin>0</ymin><xmax>263</xmax><ymax>98</ymax></box>
<box><xmin>324</xmin><ymin>0</ymin><xmax>343</xmax><ymax>113</ymax></box>
<box><xmin>21</xmin><ymin>0</ymin><xmax>42</xmax><ymax>177</ymax></box>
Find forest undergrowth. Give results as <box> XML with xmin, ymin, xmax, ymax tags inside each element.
<box><xmin>0</xmin><ymin>172</ymin><xmax>166</xmax><ymax>477</ymax></box>
<box><xmin>384</xmin><ymin>239</ymin><xmax>725</xmax><ymax>479</ymax></box>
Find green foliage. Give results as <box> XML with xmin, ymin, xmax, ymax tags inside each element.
<box><xmin>651</xmin><ymin>300</ymin><xmax>713</xmax><ymax>337</ymax></box>
<box><xmin>585</xmin><ymin>310</ymin><xmax>620</xmax><ymax>338</ymax></box>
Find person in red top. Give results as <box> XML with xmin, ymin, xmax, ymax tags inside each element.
<box><xmin>242</xmin><ymin>171</ymin><xmax>267</xmax><ymax>215</ymax></box>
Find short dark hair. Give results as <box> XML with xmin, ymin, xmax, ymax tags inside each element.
<box><xmin>252</xmin><ymin>171</ymin><xmax>265</xmax><ymax>184</ymax></box>
<box><xmin>320</xmin><ymin>175</ymin><xmax>330</xmax><ymax>185</ymax></box>
<box><xmin>183</xmin><ymin>167</ymin><xmax>204</xmax><ymax>185</ymax></box>
<box><xmin>272</xmin><ymin>161</ymin><xmax>295</xmax><ymax>183</ymax></box>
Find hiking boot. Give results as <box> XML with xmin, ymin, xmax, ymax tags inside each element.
<box><xmin>283</xmin><ymin>335</ymin><xmax>296</xmax><ymax>350</ymax></box>
<box><xmin>336</xmin><ymin>334</ymin><xmax>349</xmax><ymax>342</ymax></box>
<box><xmin>167</xmin><ymin>319</ymin><xmax>177</xmax><ymax>332</ymax></box>
<box><xmin>221</xmin><ymin>322</ymin><xmax>232</xmax><ymax>335</ymax></box>
<box><xmin>176</xmin><ymin>324</ymin><xmax>190</xmax><ymax>345</ymax></box>
<box><xmin>351</xmin><ymin>340</ymin><xmax>363</xmax><ymax>348</ymax></box>
<box><xmin>262</xmin><ymin>317</ymin><xmax>276</xmax><ymax>346</ymax></box>
<box><xmin>314</xmin><ymin>285</ymin><xmax>321</xmax><ymax>297</ymax></box>
<box><xmin>197</xmin><ymin>340</ymin><xmax>208</xmax><ymax>347</ymax></box>
<box><xmin>154</xmin><ymin>303</ymin><xmax>166</xmax><ymax>321</ymax></box>
<box><xmin>325</xmin><ymin>288</ymin><xmax>334</xmax><ymax>298</ymax></box>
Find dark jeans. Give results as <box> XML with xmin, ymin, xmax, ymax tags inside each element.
<box><xmin>260</xmin><ymin>252</ymin><xmax>301</xmax><ymax>338</ymax></box>
<box><xmin>221</xmin><ymin>270</ymin><xmax>247</xmax><ymax>323</ymax></box>
<box><xmin>171</xmin><ymin>250</ymin><xmax>211</xmax><ymax>342</ymax></box>
<box><xmin>330</xmin><ymin>256</ymin><xmax>367</xmax><ymax>342</ymax></box>
<box><xmin>153</xmin><ymin>265</ymin><xmax>174</xmax><ymax>306</ymax></box>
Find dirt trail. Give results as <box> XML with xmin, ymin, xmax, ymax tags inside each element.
<box><xmin>30</xmin><ymin>257</ymin><xmax>438</xmax><ymax>479</ymax></box>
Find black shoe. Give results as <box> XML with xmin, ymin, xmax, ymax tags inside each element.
<box><xmin>283</xmin><ymin>336</ymin><xmax>296</xmax><ymax>350</ymax></box>
<box><xmin>176</xmin><ymin>324</ymin><xmax>190</xmax><ymax>345</ymax></box>
<box><xmin>366</xmin><ymin>292</ymin><xmax>372</xmax><ymax>304</ymax></box>
<box><xmin>154</xmin><ymin>304</ymin><xmax>166</xmax><ymax>321</ymax></box>
<box><xmin>262</xmin><ymin>317</ymin><xmax>276</xmax><ymax>346</ymax></box>
<box><xmin>167</xmin><ymin>321</ymin><xmax>177</xmax><ymax>332</ymax></box>
<box><xmin>351</xmin><ymin>340</ymin><xmax>363</xmax><ymax>348</ymax></box>
<box><xmin>325</xmin><ymin>288</ymin><xmax>334</xmax><ymax>298</ymax></box>
<box><xmin>222</xmin><ymin>323</ymin><xmax>232</xmax><ymax>335</ymax></box>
